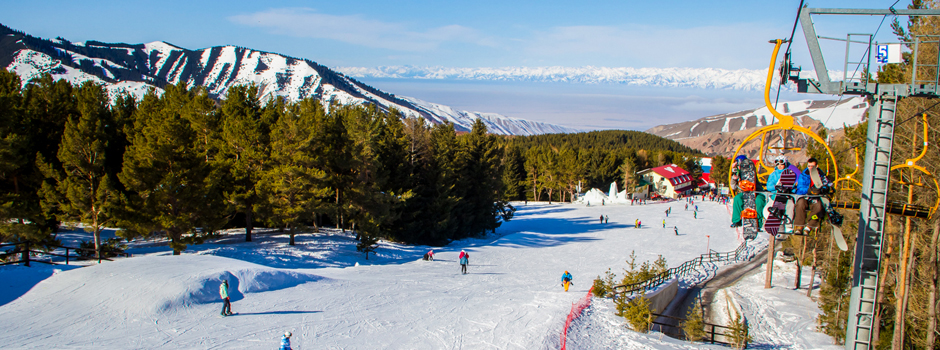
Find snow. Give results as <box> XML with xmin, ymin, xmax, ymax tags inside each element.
<box><xmin>709</xmin><ymin>252</ymin><xmax>841</xmax><ymax>349</ymax></box>
<box><xmin>0</xmin><ymin>197</ymin><xmax>838</xmax><ymax>349</ymax></box>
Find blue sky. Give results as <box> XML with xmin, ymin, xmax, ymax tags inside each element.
<box><xmin>1</xmin><ymin>0</ymin><xmax>912</xmax><ymax>130</ymax></box>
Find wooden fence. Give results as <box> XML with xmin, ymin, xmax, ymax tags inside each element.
<box><xmin>612</xmin><ymin>240</ymin><xmax>757</xmax><ymax>297</ymax></box>
<box><xmin>0</xmin><ymin>242</ymin><xmax>129</xmax><ymax>266</ymax></box>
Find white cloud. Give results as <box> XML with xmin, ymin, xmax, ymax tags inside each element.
<box><xmin>523</xmin><ymin>23</ymin><xmax>783</xmax><ymax>69</ymax></box>
<box><xmin>229</xmin><ymin>8</ymin><xmax>493</xmax><ymax>52</ymax></box>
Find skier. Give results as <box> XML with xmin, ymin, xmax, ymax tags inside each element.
<box><xmin>281</xmin><ymin>331</ymin><xmax>292</xmax><ymax>350</ymax></box>
<box><xmin>665</xmin><ymin>209</ymin><xmax>669</xmax><ymax>217</ymax></box>
<box><xmin>793</xmin><ymin>157</ymin><xmax>832</xmax><ymax>234</ymax></box>
<box><xmin>694</xmin><ymin>211</ymin><xmax>697</xmax><ymax>219</ymax></box>
<box><xmin>685</xmin><ymin>203</ymin><xmax>688</xmax><ymax>211</ymax></box>
<box><xmin>459</xmin><ymin>250</ymin><xmax>469</xmax><ymax>274</ymax></box>
<box><xmin>674</xmin><ymin>226</ymin><xmax>678</xmax><ymax>236</ymax></box>
<box><xmin>220</xmin><ymin>280</ymin><xmax>233</xmax><ymax>316</ymax></box>
<box><xmin>561</xmin><ymin>271</ymin><xmax>573</xmax><ymax>292</ymax></box>
<box><xmin>663</xmin><ymin>219</ymin><xmax>666</xmax><ymax>228</ymax></box>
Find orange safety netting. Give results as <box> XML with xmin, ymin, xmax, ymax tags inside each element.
<box><xmin>560</xmin><ymin>286</ymin><xmax>593</xmax><ymax>350</ymax></box>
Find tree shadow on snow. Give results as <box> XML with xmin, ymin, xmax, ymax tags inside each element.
<box><xmin>235</xmin><ymin>310</ymin><xmax>322</xmax><ymax>316</ymax></box>
<box><xmin>487</xmin><ymin>216</ymin><xmax>620</xmax><ymax>248</ymax></box>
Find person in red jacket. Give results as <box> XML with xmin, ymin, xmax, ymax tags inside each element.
<box><xmin>459</xmin><ymin>250</ymin><xmax>469</xmax><ymax>274</ymax></box>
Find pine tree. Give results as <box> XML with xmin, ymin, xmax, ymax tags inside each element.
<box><xmin>37</xmin><ymin>82</ymin><xmax>118</xmax><ymax>258</ymax></box>
<box><xmin>118</xmin><ymin>83</ymin><xmax>225</xmax><ymax>254</ymax></box>
<box><xmin>260</xmin><ymin>98</ymin><xmax>330</xmax><ymax>245</ymax></box>
<box><xmin>681</xmin><ymin>298</ymin><xmax>706</xmax><ymax>342</ymax></box>
<box><xmin>218</xmin><ymin>84</ymin><xmax>269</xmax><ymax>242</ymax></box>
<box><xmin>622</xmin><ymin>294</ymin><xmax>653</xmax><ymax>333</ymax></box>
<box><xmin>726</xmin><ymin>306</ymin><xmax>751</xmax><ymax>349</ymax></box>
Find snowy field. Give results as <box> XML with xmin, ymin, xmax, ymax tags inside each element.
<box><xmin>0</xmin><ymin>199</ymin><xmax>837</xmax><ymax>349</ymax></box>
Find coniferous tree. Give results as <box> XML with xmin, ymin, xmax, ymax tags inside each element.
<box><xmin>500</xmin><ymin>145</ymin><xmax>527</xmax><ymax>201</ymax></box>
<box><xmin>260</xmin><ymin>98</ymin><xmax>330</xmax><ymax>245</ymax></box>
<box><xmin>455</xmin><ymin>119</ymin><xmax>513</xmax><ymax>237</ymax></box>
<box><xmin>118</xmin><ymin>83</ymin><xmax>225</xmax><ymax>254</ymax></box>
<box><xmin>37</xmin><ymin>82</ymin><xmax>118</xmax><ymax>258</ymax></box>
<box><xmin>218</xmin><ymin>84</ymin><xmax>269</xmax><ymax>242</ymax></box>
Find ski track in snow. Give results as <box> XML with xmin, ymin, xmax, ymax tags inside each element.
<box><xmin>0</xmin><ymin>200</ymin><xmax>836</xmax><ymax>349</ymax></box>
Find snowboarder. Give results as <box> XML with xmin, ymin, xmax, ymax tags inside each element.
<box><xmin>764</xmin><ymin>155</ymin><xmax>806</xmax><ymax>235</ymax></box>
<box><xmin>694</xmin><ymin>211</ymin><xmax>697</xmax><ymax>219</ymax></box>
<box><xmin>730</xmin><ymin>155</ymin><xmax>767</xmax><ymax>231</ymax></box>
<box><xmin>793</xmin><ymin>157</ymin><xmax>832</xmax><ymax>234</ymax></box>
<box><xmin>220</xmin><ymin>280</ymin><xmax>233</xmax><ymax>316</ymax></box>
<box><xmin>423</xmin><ymin>249</ymin><xmax>434</xmax><ymax>261</ymax></box>
<box><xmin>634</xmin><ymin>219</ymin><xmax>639</xmax><ymax>228</ymax></box>
<box><xmin>281</xmin><ymin>331</ymin><xmax>292</xmax><ymax>350</ymax></box>
<box><xmin>561</xmin><ymin>271</ymin><xmax>573</xmax><ymax>292</ymax></box>
<box><xmin>459</xmin><ymin>250</ymin><xmax>469</xmax><ymax>274</ymax></box>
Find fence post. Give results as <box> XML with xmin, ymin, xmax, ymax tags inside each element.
<box><xmin>65</xmin><ymin>248</ymin><xmax>69</xmax><ymax>265</ymax></box>
<box><xmin>710</xmin><ymin>324</ymin><xmax>716</xmax><ymax>344</ymax></box>
<box><xmin>22</xmin><ymin>241</ymin><xmax>29</xmax><ymax>267</ymax></box>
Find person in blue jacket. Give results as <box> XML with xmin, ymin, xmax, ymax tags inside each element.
<box><xmin>220</xmin><ymin>280</ymin><xmax>233</xmax><ymax>316</ymax></box>
<box><xmin>561</xmin><ymin>271</ymin><xmax>573</xmax><ymax>291</ymax></box>
<box><xmin>793</xmin><ymin>158</ymin><xmax>832</xmax><ymax>233</ymax></box>
<box><xmin>281</xmin><ymin>331</ymin><xmax>292</xmax><ymax>350</ymax></box>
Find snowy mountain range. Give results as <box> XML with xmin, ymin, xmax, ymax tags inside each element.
<box><xmin>337</xmin><ymin>66</ymin><xmax>850</xmax><ymax>91</ymax></box>
<box><xmin>645</xmin><ymin>97</ymin><xmax>869</xmax><ymax>160</ymax></box>
<box><xmin>0</xmin><ymin>24</ymin><xmax>577</xmax><ymax>136</ymax></box>
<box><xmin>338</xmin><ymin>65</ymin><xmax>772</xmax><ymax>90</ymax></box>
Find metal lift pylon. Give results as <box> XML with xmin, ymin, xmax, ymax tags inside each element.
<box><xmin>785</xmin><ymin>6</ymin><xmax>940</xmax><ymax>350</ymax></box>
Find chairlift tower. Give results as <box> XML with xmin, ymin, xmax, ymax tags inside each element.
<box><xmin>785</xmin><ymin>6</ymin><xmax>940</xmax><ymax>350</ymax></box>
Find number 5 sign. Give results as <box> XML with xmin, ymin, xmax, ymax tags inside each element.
<box><xmin>876</xmin><ymin>44</ymin><xmax>902</xmax><ymax>64</ymax></box>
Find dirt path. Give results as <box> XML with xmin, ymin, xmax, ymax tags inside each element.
<box><xmin>659</xmin><ymin>244</ymin><xmax>772</xmax><ymax>327</ymax></box>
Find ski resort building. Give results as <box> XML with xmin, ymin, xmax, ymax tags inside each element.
<box><xmin>637</xmin><ymin>164</ymin><xmax>695</xmax><ymax>198</ymax></box>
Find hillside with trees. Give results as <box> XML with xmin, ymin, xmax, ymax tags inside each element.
<box><xmin>0</xmin><ymin>69</ymin><xmax>703</xmax><ymax>254</ymax></box>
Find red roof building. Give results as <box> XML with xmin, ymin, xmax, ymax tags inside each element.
<box><xmin>637</xmin><ymin>164</ymin><xmax>695</xmax><ymax>198</ymax></box>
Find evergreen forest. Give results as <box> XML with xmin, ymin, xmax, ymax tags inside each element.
<box><xmin>0</xmin><ymin>69</ymin><xmax>702</xmax><ymax>256</ymax></box>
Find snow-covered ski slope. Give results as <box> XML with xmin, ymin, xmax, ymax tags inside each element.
<box><xmin>0</xmin><ymin>200</ymin><xmax>835</xmax><ymax>349</ymax></box>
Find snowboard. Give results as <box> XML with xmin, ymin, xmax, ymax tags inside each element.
<box><xmin>734</xmin><ymin>157</ymin><xmax>760</xmax><ymax>240</ymax></box>
<box><xmin>218</xmin><ymin>312</ymin><xmax>237</xmax><ymax>318</ymax></box>
<box><xmin>764</xmin><ymin>169</ymin><xmax>797</xmax><ymax>236</ymax></box>
<box><xmin>821</xmin><ymin>197</ymin><xmax>848</xmax><ymax>251</ymax></box>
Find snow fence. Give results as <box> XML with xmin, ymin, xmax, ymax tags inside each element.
<box><xmin>560</xmin><ymin>286</ymin><xmax>593</xmax><ymax>350</ymax></box>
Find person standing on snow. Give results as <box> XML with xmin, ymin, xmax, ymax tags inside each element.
<box><xmin>599</xmin><ymin>215</ymin><xmax>604</xmax><ymax>224</ymax></box>
<box><xmin>674</xmin><ymin>226</ymin><xmax>678</xmax><ymax>235</ymax></box>
<box><xmin>604</xmin><ymin>215</ymin><xmax>609</xmax><ymax>224</ymax></box>
<box><xmin>663</xmin><ymin>219</ymin><xmax>666</xmax><ymax>228</ymax></box>
<box><xmin>220</xmin><ymin>280</ymin><xmax>233</xmax><ymax>316</ymax></box>
<box><xmin>281</xmin><ymin>331</ymin><xmax>292</xmax><ymax>350</ymax></box>
<box><xmin>459</xmin><ymin>250</ymin><xmax>470</xmax><ymax>274</ymax></box>
<box><xmin>561</xmin><ymin>271</ymin><xmax>573</xmax><ymax>291</ymax></box>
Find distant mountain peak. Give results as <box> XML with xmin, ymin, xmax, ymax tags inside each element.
<box><xmin>0</xmin><ymin>23</ymin><xmax>577</xmax><ymax>136</ymax></box>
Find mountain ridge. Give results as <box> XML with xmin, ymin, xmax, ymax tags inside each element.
<box><xmin>0</xmin><ymin>23</ymin><xmax>578</xmax><ymax>136</ymax></box>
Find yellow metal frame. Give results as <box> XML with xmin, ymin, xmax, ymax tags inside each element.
<box><xmin>832</xmin><ymin>147</ymin><xmax>863</xmax><ymax>191</ymax></box>
<box><xmin>728</xmin><ymin>39</ymin><xmax>840</xmax><ymax>195</ymax></box>
<box><xmin>889</xmin><ymin>113</ymin><xmax>940</xmax><ymax>219</ymax></box>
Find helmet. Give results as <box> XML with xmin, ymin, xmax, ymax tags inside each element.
<box><xmin>774</xmin><ymin>155</ymin><xmax>788</xmax><ymax>164</ymax></box>
<box><xmin>734</xmin><ymin>155</ymin><xmax>748</xmax><ymax>163</ymax></box>
<box><xmin>565</xmin><ymin>270</ymin><xmax>568</xmax><ymax>274</ymax></box>
<box><xmin>285</xmin><ymin>331</ymin><xmax>291</xmax><ymax>337</ymax></box>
